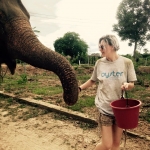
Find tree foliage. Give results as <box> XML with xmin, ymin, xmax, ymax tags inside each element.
<box><xmin>113</xmin><ymin>0</ymin><xmax>150</xmax><ymax>57</ymax></box>
<box><xmin>53</xmin><ymin>32</ymin><xmax>88</xmax><ymax>63</ymax></box>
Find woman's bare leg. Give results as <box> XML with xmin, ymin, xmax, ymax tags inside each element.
<box><xmin>94</xmin><ymin>126</ymin><xmax>113</xmax><ymax>150</ymax></box>
<box><xmin>94</xmin><ymin>125</ymin><xmax>123</xmax><ymax>150</ymax></box>
<box><xmin>111</xmin><ymin>124</ymin><xmax>123</xmax><ymax>150</ymax></box>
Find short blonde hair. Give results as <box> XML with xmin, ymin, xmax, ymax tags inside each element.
<box><xmin>99</xmin><ymin>35</ymin><xmax>120</xmax><ymax>51</ymax></box>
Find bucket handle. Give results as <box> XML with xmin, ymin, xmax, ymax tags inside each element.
<box><xmin>121</xmin><ymin>90</ymin><xmax>129</xmax><ymax>107</ymax></box>
<box><xmin>121</xmin><ymin>90</ymin><xmax>129</xmax><ymax>147</ymax></box>
<box><xmin>121</xmin><ymin>90</ymin><xmax>124</xmax><ymax>99</ymax></box>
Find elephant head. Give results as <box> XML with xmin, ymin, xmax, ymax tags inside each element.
<box><xmin>0</xmin><ymin>0</ymin><xmax>79</xmax><ymax>105</ymax></box>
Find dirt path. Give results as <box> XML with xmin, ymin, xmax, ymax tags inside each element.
<box><xmin>0</xmin><ymin>109</ymin><xmax>99</xmax><ymax>150</ymax></box>
<box><xmin>0</xmin><ymin>108</ymin><xmax>150</xmax><ymax>150</ymax></box>
<box><xmin>0</xmin><ymin>65</ymin><xmax>150</xmax><ymax>149</ymax></box>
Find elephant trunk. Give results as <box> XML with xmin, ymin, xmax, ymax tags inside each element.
<box><xmin>5</xmin><ymin>17</ymin><xmax>78</xmax><ymax>105</ymax></box>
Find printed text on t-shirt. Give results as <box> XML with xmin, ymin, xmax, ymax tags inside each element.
<box><xmin>101</xmin><ymin>71</ymin><xmax>123</xmax><ymax>78</ymax></box>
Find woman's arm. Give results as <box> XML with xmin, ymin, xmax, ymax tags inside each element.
<box><xmin>79</xmin><ymin>79</ymin><xmax>95</xmax><ymax>91</ymax></box>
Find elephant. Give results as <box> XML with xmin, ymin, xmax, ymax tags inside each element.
<box><xmin>0</xmin><ymin>0</ymin><xmax>79</xmax><ymax>105</ymax></box>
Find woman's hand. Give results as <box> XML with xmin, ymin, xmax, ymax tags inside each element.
<box><xmin>78</xmin><ymin>87</ymin><xmax>82</xmax><ymax>92</ymax></box>
<box><xmin>121</xmin><ymin>82</ymin><xmax>134</xmax><ymax>90</ymax></box>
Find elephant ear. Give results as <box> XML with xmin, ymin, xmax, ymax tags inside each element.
<box><xmin>0</xmin><ymin>24</ymin><xmax>16</xmax><ymax>75</ymax></box>
<box><xmin>0</xmin><ymin>52</ymin><xmax>16</xmax><ymax>75</ymax></box>
<box><xmin>4</xmin><ymin>58</ymin><xmax>16</xmax><ymax>75</ymax></box>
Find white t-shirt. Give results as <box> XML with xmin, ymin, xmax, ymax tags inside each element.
<box><xmin>91</xmin><ymin>56</ymin><xmax>137</xmax><ymax>116</ymax></box>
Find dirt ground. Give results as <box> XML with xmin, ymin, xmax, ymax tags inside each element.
<box><xmin>0</xmin><ymin>65</ymin><xmax>150</xmax><ymax>150</ymax></box>
<box><xmin>0</xmin><ymin>106</ymin><xmax>150</xmax><ymax>150</ymax></box>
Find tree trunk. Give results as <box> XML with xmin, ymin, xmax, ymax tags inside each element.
<box><xmin>133</xmin><ymin>41</ymin><xmax>137</xmax><ymax>58</ymax></box>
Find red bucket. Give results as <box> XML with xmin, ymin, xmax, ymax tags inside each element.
<box><xmin>110</xmin><ymin>99</ymin><xmax>142</xmax><ymax>129</ymax></box>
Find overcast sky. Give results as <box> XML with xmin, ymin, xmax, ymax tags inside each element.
<box><xmin>21</xmin><ymin>0</ymin><xmax>149</xmax><ymax>55</ymax></box>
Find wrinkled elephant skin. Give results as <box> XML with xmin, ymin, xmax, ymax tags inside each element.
<box><xmin>0</xmin><ymin>0</ymin><xmax>78</xmax><ymax>105</ymax></box>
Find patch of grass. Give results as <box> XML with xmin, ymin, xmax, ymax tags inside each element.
<box><xmin>7</xmin><ymin>98</ymin><xmax>13</xmax><ymax>103</ymax></box>
<box><xmin>56</xmin><ymin>99</ymin><xmax>62</xmax><ymax>103</ymax></box>
<box><xmin>32</xmin><ymin>87</ymin><xmax>50</xmax><ymax>95</ymax></box>
<box><xmin>77</xmin><ymin>121</ymin><xmax>97</xmax><ymax>129</ymax></box>
<box><xmin>68</xmin><ymin>96</ymin><xmax>95</xmax><ymax>112</ymax></box>
<box><xmin>18</xmin><ymin>104</ymin><xmax>26</xmax><ymax>108</ymax></box>
<box><xmin>49</xmin><ymin>86</ymin><xmax>63</xmax><ymax>95</ymax></box>
<box><xmin>53</xmin><ymin>113</ymin><xmax>69</xmax><ymax>120</ymax></box>
<box><xmin>127</xmin><ymin>86</ymin><xmax>146</xmax><ymax>100</ymax></box>
<box><xmin>77</xmin><ymin>74</ymin><xmax>91</xmax><ymax>83</ymax></box>
<box><xmin>32</xmin><ymin>86</ymin><xmax>62</xmax><ymax>95</ymax></box>
<box><xmin>0</xmin><ymin>95</ymin><xmax>49</xmax><ymax>121</ymax></box>
<box><xmin>17</xmin><ymin>74</ymin><xmax>27</xmax><ymax>84</ymax></box>
<box><xmin>34</xmin><ymin>96</ymin><xmax>43</xmax><ymax>100</ymax></box>
<box><xmin>1</xmin><ymin>75</ymin><xmax>37</xmax><ymax>93</ymax></box>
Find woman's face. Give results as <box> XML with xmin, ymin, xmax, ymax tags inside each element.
<box><xmin>99</xmin><ymin>40</ymin><xmax>113</xmax><ymax>57</ymax></box>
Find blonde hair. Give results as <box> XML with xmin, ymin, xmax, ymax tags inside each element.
<box><xmin>99</xmin><ymin>35</ymin><xmax>120</xmax><ymax>51</ymax></box>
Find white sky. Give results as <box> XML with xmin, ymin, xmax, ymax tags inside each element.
<box><xmin>22</xmin><ymin>0</ymin><xmax>150</xmax><ymax>55</ymax></box>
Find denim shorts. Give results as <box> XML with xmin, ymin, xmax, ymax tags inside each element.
<box><xmin>99</xmin><ymin>113</ymin><xmax>116</xmax><ymax>126</ymax></box>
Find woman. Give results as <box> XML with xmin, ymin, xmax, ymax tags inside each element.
<box><xmin>78</xmin><ymin>35</ymin><xmax>137</xmax><ymax>150</ymax></box>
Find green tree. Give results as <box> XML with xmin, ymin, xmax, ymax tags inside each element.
<box><xmin>113</xmin><ymin>0</ymin><xmax>150</xmax><ymax>57</ymax></box>
<box><xmin>32</xmin><ymin>27</ymin><xmax>40</xmax><ymax>35</ymax></box>
<box><xmin>53</xmin><ymin>32</ymin><xmax>88</xmax><ymax>63</ymax></box>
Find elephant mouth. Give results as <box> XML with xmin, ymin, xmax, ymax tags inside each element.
<box><xmin>4</xmin><ymin>17</ymin><xmax>79</xmax><ymax>105</ymax></box>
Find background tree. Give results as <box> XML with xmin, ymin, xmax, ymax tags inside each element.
<box><xmin>32</xmin><ymin>27</ymin><xmax>40</xmax><ymax>34</ymax></box>
<box><xmin>113</xmin><ymin>0</ymin><xmax>150</xmax><ymax>57</ymax></box>
<box><xmin>54</xmin><ymin>32</ymin><xmax>88</xmax><ymax>64</ymax></box>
